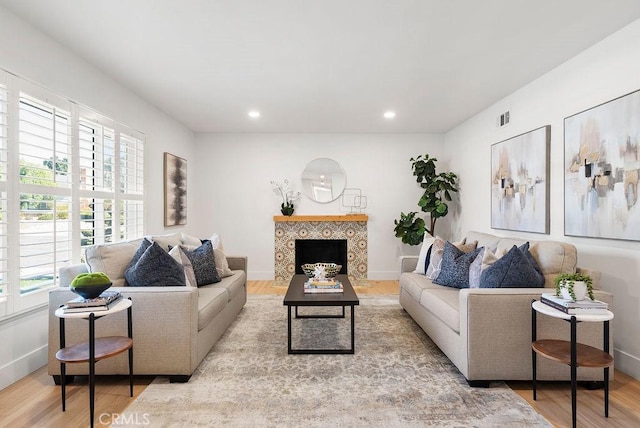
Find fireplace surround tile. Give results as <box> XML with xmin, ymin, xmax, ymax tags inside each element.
<box><xmin>273</xmin><ymin>215</ymin><xmax>368</xmax><ymax>286</ymax></box>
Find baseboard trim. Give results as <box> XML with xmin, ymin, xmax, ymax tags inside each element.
<box><xmin>0</xmin><ymin>344</ymin><xmax>47</xmax><ymax>390</ymax></box>
<box><xmin>614</xmin><ymin>348</ymin><xmax>640</xmax><ymax>380</ymax></box>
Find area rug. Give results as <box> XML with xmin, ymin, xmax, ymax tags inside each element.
<box><xmin>118</xmin><ymin>295</ymin><xmax>550</xmax><ymax>427</ymax></box>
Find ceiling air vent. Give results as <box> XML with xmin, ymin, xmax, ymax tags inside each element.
<box><xmin>497</xmin><ymin>111</ymin><xmax>510</xmax><ymax>127</ymax></box>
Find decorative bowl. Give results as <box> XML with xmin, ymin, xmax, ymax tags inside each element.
<box><xmin>70</xmin><ymin>272</ymin><xmax>113</xmax><ymax>299</ymax></box>
<box><xmin>301</xmin><ymin>262</ymin><xmax>342</xmax><ymax>278</ymax></box>
<box><xmin>71</xmin><ymin>283</ymin><xmax>112</xmax><ymax>299</ymax></box>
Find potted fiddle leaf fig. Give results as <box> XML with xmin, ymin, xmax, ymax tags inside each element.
<box><xmin>393</xmin><ymin>154</ymin><xmax>458</xmax><ymax>245</ymax></box>
<box><xmin>554</xmin><ymin>272</ymin><xmax>594</xmax><ymax>302</ymax></box>
<box><xmin>393</xmin><ymin>212</ymin><xmax>426</xmax><ymax>246</ymax></box>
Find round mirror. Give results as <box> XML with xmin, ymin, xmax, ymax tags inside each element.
<box><xmin>301</xmin><ymin>158</ymin><xmax>346</xmax><ymax>203</ymax></box>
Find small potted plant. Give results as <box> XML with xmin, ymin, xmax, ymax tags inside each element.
<box><xmin>554</xmin><ymin>272</ymin><xmax>594</xmax><ymax>301</ymax></box>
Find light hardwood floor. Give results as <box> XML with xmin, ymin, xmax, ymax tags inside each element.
<box><xmin>1</xmin><ymin>280</ymin><xmax>638</xmax><ymax>428</ymax></box>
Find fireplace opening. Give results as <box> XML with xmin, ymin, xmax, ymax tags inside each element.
<box><xmin>295</xmin><ymin>239</ymin><xmax>348</xmax><ymax>275</ymax></box>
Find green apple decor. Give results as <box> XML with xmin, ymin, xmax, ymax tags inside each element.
<box><xmin>70</xmin><ymin>272</ymin><xmax>112</xmax><ymax>299</ymax></box>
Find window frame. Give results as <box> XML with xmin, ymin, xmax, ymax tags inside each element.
<box><xmin>0</xmin><ymin>70</ymin><xmax>146</xmax><ymax>319</ymax></box>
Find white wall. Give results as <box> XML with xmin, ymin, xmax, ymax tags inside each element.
<box><xmin>192</xmin><ymin>133</ymin><xmax>444</xmax><ymax>280</ymax></box>
<box><xmin>444</xmin><ymin>19</ymin><xmax>640</xmax><ymax>379</ymax></box>
<box><xmin>0</xmin><ymin>7</ymin><xmax>195</xmax><ymax>389</ymax></box>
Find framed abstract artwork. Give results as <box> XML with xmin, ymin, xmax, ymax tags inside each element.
<box><xmin>564</xmin><ymin>89</ymin><xmax>640</xmax><ymax>240</ymax></box>
<box><xmin>164</xmin><ymin>152</ymin><xmax>187</xmax><ymax>226</ymax></box>
<box><xmin>491</xmin><ymin>125</ymin><xmax>550</xmax><ymax>233</ymax></box>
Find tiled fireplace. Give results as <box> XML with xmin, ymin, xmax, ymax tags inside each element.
<box><xmin>273</xmin><ymin>214</ymin><xmax>368</xmax><ymax>286</ymax></box>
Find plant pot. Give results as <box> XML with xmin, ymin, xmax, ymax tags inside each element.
<box><xmin>281</xmin><ymin>202</ymin><xmax>294</xmax><ymax>216</ymax></box>
<box><xmin>560</xmin><ymin>280</ymin><xmax>587</xmax><ymax>301</ymax></box>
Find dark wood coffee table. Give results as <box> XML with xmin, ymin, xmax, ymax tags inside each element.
<box><xmin>283</xmin><ymin>274</ymin><xmax>359</xmax><ymax>354</ymax></box>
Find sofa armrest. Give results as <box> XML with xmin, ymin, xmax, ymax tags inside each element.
<box><xmin>459</xmin><ymin>287</ymin><xmax>613</xmax><ymax>380</ymax></box>
<box><xmin>400</xmin><ymin>256</ymin><xmax>418</xmax><ymax>273</ymax></box>
<box><xmin>576</xmin><ymin>266</ymin><xmax>603</xmax><ymax>290</ymax></box>
<box><xmin>226</xmin><ymin>256</ymin><xmax>247</xmax><ymax>273</ymax></box>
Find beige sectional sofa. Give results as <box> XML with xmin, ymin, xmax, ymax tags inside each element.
<box><xmin>399</xmin><ymin>231</ymin><xmax>613</xmax><ymax>387</ymax></box>
<box><xmin>47</xmin><ymin>233</ymin><xmax>247</xmax><ymax>383</ymax></box>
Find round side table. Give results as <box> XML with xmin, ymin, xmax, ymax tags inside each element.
<box><xmin>55</xmin><ymin>297</ymin><xmax>133</xmax><ymax>428</ymax></box>
<box><xmin>531</xmin><ymin>299</ymin><xmax>613</xmax><ymax>428</ymax></box>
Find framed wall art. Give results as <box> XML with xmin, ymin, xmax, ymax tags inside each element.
<box><xmin>164</xmin><ymin>152</ymin><xmax>187</xmax><ymax>226</ymax></box>
<box><xmin>491</xmin><ymin>125</ymin><xmax>550</xmax><ymax>234</ymax></box>
<box><xmin>564</xmin><ymin>89</ymin><xmax>640</xmax><ymax>240</ymax></box>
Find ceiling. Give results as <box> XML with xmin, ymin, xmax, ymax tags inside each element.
<box><xmin>3</xmin><ymin>0</ymin><xmax>640</xmax><ymax>134</ymax></box>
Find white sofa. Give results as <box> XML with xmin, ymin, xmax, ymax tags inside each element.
<box><xmin>47</xmin><ymin>233</ymin><xmax>247</xmax><ymax>383</ymax></box>
<box><xmin>399</xmin><ymin>231</ymin><xmax>613</xmax><ymax>387</ymax></box>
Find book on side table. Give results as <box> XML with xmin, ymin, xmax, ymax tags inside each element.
<box><xmin>540</xmin><ymin>293</ymin><xmax>609</xmax><ymax>315</ymax></box>
<box><xmin>63</xmin><ymin>290</ymin><xmax>122</xmax><ymax>313</ymax></box>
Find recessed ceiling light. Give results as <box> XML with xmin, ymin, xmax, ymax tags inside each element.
<box><xmin>384</xmin><ymin>111</ymin><xmax>396</xmax><ymax>119</ymax></box>
<box><xmin>248</xmin><ymin>110</ymin><xmax>260</xmax><ymax>118</ymax></box>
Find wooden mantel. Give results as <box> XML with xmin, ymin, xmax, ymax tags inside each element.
<box><xmin>273</xmin><ymin>214</ymin><xmax>368</xmax><ymax>222</ymax></box>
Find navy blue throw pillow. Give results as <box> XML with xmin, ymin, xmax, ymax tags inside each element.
<box><xmin>124</xmin><ymin>241</ymin><xmax>186</xmax><ymax>286</ymax></box>
<box><xmin>424</xmin><ymin>244</ymin><xmax>433</xmax><ymax>274</ymax></box>
<box><xmin>479</xmin><ymin>244</ymin><xmax>545</xmax><ymax>288</ymax></box>
<box><xmin>433</xmin><ymin>241</ymin><xmax>482</xmax><ymax>289</ymax></box>
<box><xmin>182</xmin><ymin>240</ymin><xmax>221</xmax><ymax>286</ymax></box>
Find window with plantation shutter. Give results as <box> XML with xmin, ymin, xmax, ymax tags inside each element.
<box><xmin>18</xmin><ymin>94</ymin><xmax>72</xmax><ymax>296</ymax></box>
<box><xmin>0</xmin><ymin>68</ymin><xmax>145</xmax><ymax>316</ymax></box>
<box><xmin>0</xmin><ymin>79</ymin><xmax>7</xmax><ymax>298</ymax></box>
<box><xmin>119</xmin><ymin>132</ymin><xmax>145</xmax><ymax>241</ymax></box>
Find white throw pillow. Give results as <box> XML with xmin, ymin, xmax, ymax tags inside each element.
<box><xmin>414</xmin><ymin>233</ymin><xmax>435</xmax><ymax>274</ymax></box>
<box><xmin>209</xmin><ymin>233</ymin><xmax>233</xmax><ymax>278</ymax></box>
<box><xmin>168</xmin><ymin>245</ymin><xmax>197</xmax><ymax>288</ymax></box>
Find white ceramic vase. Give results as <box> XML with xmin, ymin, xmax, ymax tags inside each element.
<box><xmin>560</xmin><ymin>280</ymin><xmax>587</xmax><ymax>301</ymax></box>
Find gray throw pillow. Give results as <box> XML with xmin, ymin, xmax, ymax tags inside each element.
<box><xmin>124</xmin><ymin>241</ymin><xmax>186</xmax><ymax>286</ymax></box>
<box><xmin>480</xmin><ymin>244</ymin><xmax>545</xmax><ymax>288</ymax></box>
<box><xmin>182</xmin><ymin>240</ymin><xmax>221</xmax><ymax>286</ymax></box>
<box><xmin>433</xmin><ymin>242</ymin><xmax>482</xmax><ymax>289</ymax></box>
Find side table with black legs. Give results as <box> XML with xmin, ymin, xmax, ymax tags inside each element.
<box><xmin>54</xmin><ymin>297</ymin><xmax>133</xmax><ymax>428</ymax></box>
<box><xmin>531</xmin><ymin>299</ymin><xmax>613</xmax><ymax>428</ymax></box>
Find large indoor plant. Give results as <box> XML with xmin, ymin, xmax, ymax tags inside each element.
<box><xmin>393</xmin><ymin>154</ymin><xmax>458</xmax><ymax>245</ymax></box>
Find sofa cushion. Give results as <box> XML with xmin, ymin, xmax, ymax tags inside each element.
<box><xmin>400</xmin><ymin>272</ymin><xmax>442</xmax><ymax>301</ymax></box>
<box><xmin>465</xmin><ymin>231</ymin><xmax>577</xmax><ymax>280</ymax></box>
<box><xmin>433</xmin><ymin>242</ymin><xmax>482</xmax><ymax>288</ymax></box>
<box><xmin>182</xmin><ymin>240</ymin><xmax>221</xmax><ymax>286</ymax></box>
<box><xmin>211</xmin><ymin>271</ymin><xmax>245</xmax><ymax>302</ymax></box>
<box><xmin>146</xmin><ymin>233</ymin><xmax>182</xmax><ymax>251</ymax></box>
<box><xmin>197</xmin><ymin>287</ymin><xmax>229</xmax><ymax>330</ymax></box>
<box><xmin>479</xmin><ymin>244</ymin><xmax>545</xmax><ymax>288</ymax></box>
<box><xmin>419</xmin><ymin>286</ymin><xmax>461</xmax><ymax>333</ymax></box>
<box><xmin>85</xmin><ymin>238</ymin><xmax>143</xmax><ymax>287</ymax></box>
<box><xmin>125</xmin><ymin>241</ymin><xmax>187</xmax><ymax>287</ymax></box>
<box><xmin>181</xmin><ymin>232</ymin><xmax>203</xmax><ymax>247</ymax></box>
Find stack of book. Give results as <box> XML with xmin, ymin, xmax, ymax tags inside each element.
<box><xmin>62</xmin><ymin>290</ymin><xmax>122</xmax><ymax>313</ymax></box>
<box><xmin>304</xmin><ymin>279</ymin><xmax>343</xmax><ymax>293</ymax></box>
<box><xmin>540</xmin><ymin>293</ymin><xmax>609</xmax><ymax>315</ymax></box>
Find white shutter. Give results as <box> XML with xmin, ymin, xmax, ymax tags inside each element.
<box><xmin>0</xmin><ymin>76</ymin><xmax>8</xmax><ymax>297</ymax></box>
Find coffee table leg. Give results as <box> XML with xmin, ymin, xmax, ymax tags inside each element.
<box><xmin>287</xmin><ymin>305</ymin><xmax>293</xmax><ymax>354</ymax></box>
<box><xmin>350</xmin><ymin>305</ymin><xmax>355</xmax><ymax>354</ymax></box>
